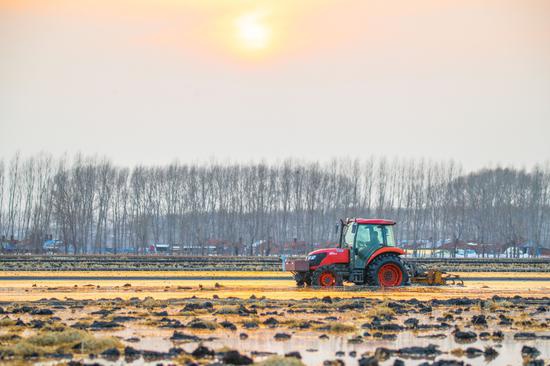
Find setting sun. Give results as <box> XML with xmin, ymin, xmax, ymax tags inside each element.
<box><xmin>235</xmin><ymin>11</ymin><xmax>272</xmax><ymax>51</ymax></box>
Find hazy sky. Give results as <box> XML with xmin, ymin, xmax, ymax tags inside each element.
<box><xmin>1</xmin><ymin>0</ymin><xmax>549</xmax><ymax>170</ymax></box>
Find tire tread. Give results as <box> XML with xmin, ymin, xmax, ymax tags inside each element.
<box><xmin>365</xmin><ymin>254</ymin><xmax>409</xmax><ymax>287</ymax></box>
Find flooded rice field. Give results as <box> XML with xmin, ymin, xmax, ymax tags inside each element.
<box><xmin>0</xmin><ymin>272</ymin><xmax>549</xmax><ymax>365</ymax></box>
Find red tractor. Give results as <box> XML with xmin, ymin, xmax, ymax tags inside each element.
<box><xmin>286</xmin><ymin>218</ymin><xmax>414</xmax><ymax>287</ymax></box>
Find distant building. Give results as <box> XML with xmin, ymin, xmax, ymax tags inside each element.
<box><xmin>43</xmin><ymin>239</ymin><xmax>64</xmax><ymax>253</ymax></box>
<box><xmin>1</xmin><ymin>237</ymin><xmax>17</xmax><ymax>253</ymax></box>
<box><xmin>146</xmin><ymin>243</ymin><xmax>171</xmax><ymax>254</ymax></box>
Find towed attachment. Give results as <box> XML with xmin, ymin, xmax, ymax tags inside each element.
<box><xmin>410</xmin><ymin>269</ymin><xmax>464</xmax><ymax>286</ymax></box>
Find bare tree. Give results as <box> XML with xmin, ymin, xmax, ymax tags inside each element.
<box><xmin>0</xmin><ymin>153</ymin><xmax>549</xmax><ymax>255</ymax></box>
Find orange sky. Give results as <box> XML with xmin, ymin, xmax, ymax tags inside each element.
<box><xmin>4</xmin><ymin>0</ymin><xmax>547</xmax><ymax>65</ymax></box>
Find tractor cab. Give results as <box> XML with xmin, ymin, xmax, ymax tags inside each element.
<box><xmin>339</xmin><ymin>218</ymin><xmax>398</xmax><ymax>271</ymax></box>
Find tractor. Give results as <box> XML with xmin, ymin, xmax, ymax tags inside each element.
<box><xmin>285</xmin><ymin>218</ymin><xmax>460</xmax><ymax>287</ymax></box>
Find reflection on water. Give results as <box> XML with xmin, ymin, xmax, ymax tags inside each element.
<box><xmin>20</xmin><ymin>300</ymin><xmax>550</xmax><ymax>366</ymax></box>
<box><xmin>97</xmin><ymin>326</ymin><xmax>550</xmax><ymax>366</ymax></box>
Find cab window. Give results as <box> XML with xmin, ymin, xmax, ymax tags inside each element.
<box><xmin>343</xmin><ymin>223</ymin><xmax>356</xmax><ymax>248</ymax></box>
<box><xmin>355</xmin><ymin>225</ymin><xmax>371</xmax><ymax>248</ymax></box>
<box><xmin>355</xmin><ymin>224</ymin><xmax>396</xmax><ymax>247</ymax></box>
<box><xmin>380</xmin><ymin>225</ymin><xmax>396</xmax><ymax>246</ymax></box>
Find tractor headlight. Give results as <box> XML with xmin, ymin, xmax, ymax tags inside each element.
<box><xmin>307</xmin><ymin>253</ymin><xmax>327</xmax><ymax>266</ymax></box>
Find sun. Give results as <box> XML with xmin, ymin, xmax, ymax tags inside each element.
<box><xmin>235</xmin><ymin>11</ymin><xmax>272</xmax><ymax>51</ymax></box>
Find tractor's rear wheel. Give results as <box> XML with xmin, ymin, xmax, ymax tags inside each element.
<box><xmin>312</xmin><ymin>265</ymin><xmax>343</xmax><ymax>288</ymax></box>
<box><xmin>366</xmin><ymin>254</ymin><xmax>409</xmax><ymax>287</ymax></box>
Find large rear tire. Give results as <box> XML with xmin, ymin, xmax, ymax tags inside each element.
<box><xmin>366</xmin><ymin>254</ymin><xmax>409</xmax><ymax>287</ymax></box>
<box><xmin>312</xmin><ymin>265</ymin><xmax>343</xmax><ymax>288</ymax></box>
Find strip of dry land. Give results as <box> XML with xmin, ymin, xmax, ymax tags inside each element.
<box><xmin>0</xmin><ymin>270</ymin><xmax>549</xmax><ymax>278</ymax></box>
<box><xmin>0</xmin><ymin>271</ymin><xmax>549</xmax><ymax>302</ymax></box>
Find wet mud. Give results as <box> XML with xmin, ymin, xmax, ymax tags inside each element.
<box><xmin>0</xmin><ymin>292</ymin><xmax>549</xmax><ymax>365</ymax></box>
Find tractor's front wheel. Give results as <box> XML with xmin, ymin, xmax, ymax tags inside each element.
<box><xmin>366</xmin><ymin>254</ymin><xmax>409</xmax><ymax>287</ymax></box>
<box><xmin>312</xmin><ymin>265</ymin><xmax>343</xmax><ymax>288</ymax></box>
<box><xmin>294</xmin><ymin>272</ymin><xmax>311</xmax><ymax>287</ymax></box>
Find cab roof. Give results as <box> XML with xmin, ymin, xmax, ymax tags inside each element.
<box><xmin>349</xmin><ymin>218</ymin><xmax>396</xmax><ymax>225</ymax></box>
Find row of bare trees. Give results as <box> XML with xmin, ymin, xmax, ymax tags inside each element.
<box><xmin>0</xmin><ymin>153</ymin><xmax>549</xmax><ymax>255</ymax></box>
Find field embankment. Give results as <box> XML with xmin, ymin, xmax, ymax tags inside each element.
<box><xmin>0</xmin><ymin>255</ymin><xmax>548</xmax><ymax>272</ymax></box>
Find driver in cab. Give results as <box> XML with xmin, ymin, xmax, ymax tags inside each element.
<box><xmin>356</xmin><ymin>226</ymin><xmax>380</xmax><ymax>261</ymax></box>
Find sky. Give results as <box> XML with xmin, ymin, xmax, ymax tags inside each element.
<box><xmin>1</xmin><ymin>0</ymin><xmax>549</xmax><ymax>171</ymax></box>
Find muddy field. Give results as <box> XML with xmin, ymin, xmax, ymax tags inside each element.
<box><xmin>0</xmin><ymin>272</ymin><xmax>549</xmax><ymax>365</ymax></box>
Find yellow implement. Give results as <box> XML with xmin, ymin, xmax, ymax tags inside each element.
<box><xmin>411</xmin><ymin>270</ymin><xmax>464</xmax><ymax>286</ymax></box>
